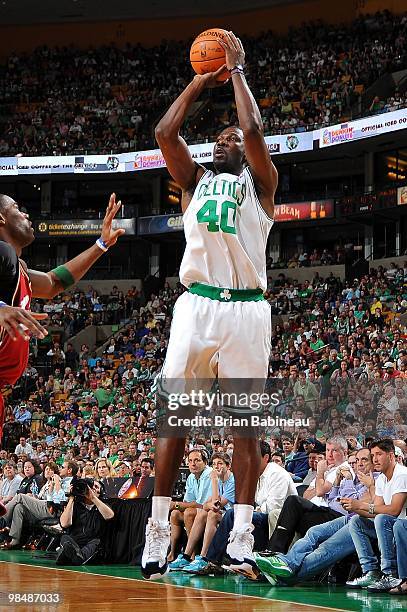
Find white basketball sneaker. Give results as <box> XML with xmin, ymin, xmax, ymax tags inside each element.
<box><xmin>224</xmin><ymin>523</ymin><xmax>258</xmax><ymax>580</ymax></box>
<box><xmin>141</xmin><ymin>518</ymin><xmax>171</xmax><ymax>580</ymax></box>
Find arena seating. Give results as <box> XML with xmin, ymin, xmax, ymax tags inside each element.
<box><xmin>0</xmin><ymin>10</ymin><xmax>406</xmax><ymax>156</ymax></box>
<box><xmin>0</xmin><ymin>261</ymin><xmax>405</xmax><ymax>474</ymax></box>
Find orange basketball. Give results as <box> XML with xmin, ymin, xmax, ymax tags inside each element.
<box><xmin>190</xmin><ymin>28</ymin><xmax>229</xmax><ymax>81</ymax></box>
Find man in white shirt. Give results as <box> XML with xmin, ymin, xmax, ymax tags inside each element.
<box><xmin>302</xmin><ymin>450</ymin><xmax>325</xmax><ymax>486</ymax></box>
<box><xmin>377</xmin><ymin>385</ymin><xmax>399</xmax><ymax>415</ymax></box>
<box><xmin>203</xmin><ymin>441</ymin><xmax>297</xmax><ymax>579</ymax></box>
<box><xmin>96</xmin><ymin>439</ymin><xmax>109</xmax><ymax>458</ymax></box>
<box><xmin>14</xmin><ymin>437</ymin><xmax>34</xmax><ymax>458</ymax></box>
<box><xmin>267</xmin><ymin>436</ymin><xmax>351</xmax><ymax>553</ymax></box>
<box><xmin>122</xmin><ymin>363</ymin><xmax>138</xmax><ymax>381</ymax></box>
<box><xmin>46</xmin><ymin>344</ymin><xmax>65</xmax><ymax>362</ymax></box>
<box><xmin>345</xmin><ymin>438</ymin><xmax>407</xmax><ymax>592</ymax></box>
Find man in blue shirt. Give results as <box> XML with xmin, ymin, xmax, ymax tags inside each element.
<box><xmin>167</xmin><ymin>449</ymin><xmax>212</xmax><ymax>563</ymax></box>
<box><xmin>13</xmin><ymin>405</ymin><xmax>31</xmax><ymax>425</ymax></box>
<box><xmin>87</xmin><ymin>351</ymin><xmax>98</xmax><ymax>369</ymax></box>
<box><xmin>45</xmin><ymin>427</ymin><xmax>56</xmax><ymax>446</ymax></box>
<box><xmin>170</xmin><ymin>452</ymin><xmax>235</xmax><ymax>572</ymax></box>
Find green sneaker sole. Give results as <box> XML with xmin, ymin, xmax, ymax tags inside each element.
<box><xmin>256</xmin><ymin>556</ymin><xmax>293</xmax><ymax>578</ymax></box>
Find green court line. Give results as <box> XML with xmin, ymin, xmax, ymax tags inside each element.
<box><xmin>0</xmin><ymin>551</ymin><xmax>404</xmax><ymax>612</ymax></box>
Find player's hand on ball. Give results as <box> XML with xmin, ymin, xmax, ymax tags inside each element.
<box><xmin>195</xmin><ymin>65</ymin><xmax>229</xmax><ymax>88</ymax></box>
<box><xmin>101</xmin><ymin>193</ymin><xmax>126</xmax><ymax>247</ymax></box>
<box><xmin>0</xmin><ymin>306</ymin><xmax>48</xmax><ymax>341</ymax></box>
<box><xmin>218</xmin><ymin>31</ymin><xmax>245</xmax><ymax>71</ymax></box>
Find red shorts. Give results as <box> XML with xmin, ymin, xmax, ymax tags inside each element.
<box><xmin>0</xmin><ymin>392</ymin><xmax>4</xmax><ymax>446</ymax></box>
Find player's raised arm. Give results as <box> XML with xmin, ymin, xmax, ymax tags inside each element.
<box><xmin>155</xmin><ymin>68</ymin><xmax>227</xmax><ymax>194</ymax></box>
<box><xmin>29</xmin><ymin>193</ymin><xmax>125</xmax><ymax>299</ymax></box>
<box><xmin>219</xmin><ymin>32</ymin><xmax>278</xmax><ymax>218</ymax></box>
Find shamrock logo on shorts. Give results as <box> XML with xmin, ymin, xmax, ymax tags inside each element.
<box><xmin>220</xmin><ymin>289</ymin><xmax>231</xmax><ymax>301</ymax></box>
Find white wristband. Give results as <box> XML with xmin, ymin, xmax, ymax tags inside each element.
<box><xmin>96</xmin><ymin>238</ymin><xmax>108</xmax><ymax>252</ymax></box>
<box><xmin>0</xmin><ymin>301</ymin><xmax>7</xmax><ymax>308</ymax></box>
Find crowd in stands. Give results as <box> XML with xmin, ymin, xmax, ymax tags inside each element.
<box><xmin>251</xmin><ymin>11</ymin><xmax>407</xmax><ymax>135</ymax></box>
<box><xmin>368</xmin><ymin>89</ymin><xmax>407</xmax><ymax>116</ymax></box>
<box><xmin>0</xmin><ymin>262</ymin><xmax>406</xmax><ymax>469</ymax></box>
<box><xmin>0</xmin><ymin>10</ymin><xmax>406</xmax><ymax>156</ymax></box>
<box><xmin>267</xmin><ymin>246</ymin><xmax>347</xmax><ymax>270</ymax></box>
<box><xmin>23</xmin><ymin>284</ymin><xmax>139</xmax><ymax>363</ymax></box>
<box><xmin>266</xmin><ymin>260</ymin><xmax>407</xmax><ymax>316</ymax></box>
<box><xmin>0</xmin><ymin>261</ymin><xmax>406</xmax><ymax>592</ymax></box>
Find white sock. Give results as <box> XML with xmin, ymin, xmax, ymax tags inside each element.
<box><xmin>233</xmin><ymin>504</ymin><xmax>254</xmax><ymax>530</ymax></box>
<box><xmin>151</xmin><ymin>496</ymin><xmax>171</xmax><ymax>523</ymax></box>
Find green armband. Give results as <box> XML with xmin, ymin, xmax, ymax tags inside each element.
<box><xmin>51</xmin><ymin>265</ymin><xmax>75</xmax><ymax>289</ymax></box>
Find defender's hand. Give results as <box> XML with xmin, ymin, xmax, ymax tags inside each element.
<box><xmin>218</xmin><ymin>31</ymin><xmax>245</xmax><ymax>71</ymax></box>
<box><xmin>0</xmin><ymin>306</ymin><xmax>48</xmax><ymax>341</ymax></box>
<box><xmin>101</xmin><ymin>193</ymin><xmax>126</xmax><ymax>247</ymax></box>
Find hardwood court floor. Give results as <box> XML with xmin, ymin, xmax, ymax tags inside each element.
<box><xmin>0</xmin><ymin>552</ymin><xmax>405</xmax><ymax>612</ymax></box>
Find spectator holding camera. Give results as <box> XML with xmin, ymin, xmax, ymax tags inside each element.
<box><xmin>57</xmin><ymin>478</ymin><xmax>114</xmax><ymax>565</ymax></box>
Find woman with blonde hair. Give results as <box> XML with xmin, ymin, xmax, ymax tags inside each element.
<box><xmin>95</xmin><ymin>458</ymin><xmax>116</xmax><ymax>481</ymax></box>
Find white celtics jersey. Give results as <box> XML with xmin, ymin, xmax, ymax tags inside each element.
<box><xmin>180</xmin><ymin>167</ymin><xmax>273</xmax><ymax>291</ymax></box>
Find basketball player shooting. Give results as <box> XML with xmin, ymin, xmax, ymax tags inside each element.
<box><xmin>142</xmin><ymin>31</ymin><xmax>278</xmax><ymax>580</ymax></box>
<box><xmin>0</xmin><ymin>193</ymin><xmax>125</xmax><ymax>445</ymax></box>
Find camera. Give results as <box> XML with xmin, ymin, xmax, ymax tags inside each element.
<box><xmin>70</xmin><ymin>477</ymin><xmax>94</xmax><ymax>500</ymax></box>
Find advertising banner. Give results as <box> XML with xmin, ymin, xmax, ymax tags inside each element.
<box><xmin>274</xmin><ymin>199</ymin><xmax>334</xmax><ymax>222</ymax></box>
<box><xmin>268</xmin><ymin>132</ymin><xmax>314</xmax><ymax>154</ymax></box>
<box><xmin>138</xmin><ymin>199</ymin><xmax>334</xmax><ymax>235</ymax></box>
<box><xmin>16</xmin><ymin>155</ymin><xmax>127</xmax><ymax>175</ymax></box>
<box><xmin>34</xmin><ymin>218</ymin><xmax>136</xmax><ymax>237</ymax></box>
<box><xmin>319</xmin><ymin>108</ymin><xmax>407</xmax><ymax>148</ymax></box>
<box><xmin>138</xmin><ymin>215</ymin><xmax>184</xmax><ymax>235</ymax></box>
<box><xmin>0</xmin><ymin>133</ymin><xmax>314</xmax><ymax>178</ymax></box>
<box><xmin>0</xmin><ymin>108</ymin><xmax>404</xmax><ymax>176</ymax></box>
<box><xmin>0</xmin><ymin>157</ymin><xmax>18</xmax><ymax>175</ymax></box>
